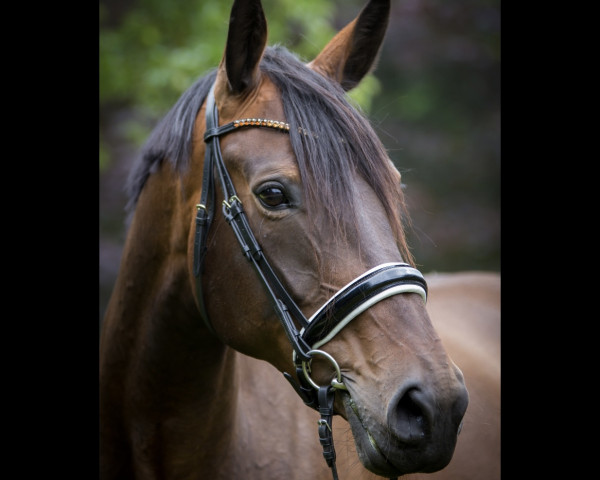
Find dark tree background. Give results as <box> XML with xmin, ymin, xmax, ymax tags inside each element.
<box><xmin>99</xmin><ymin>0</ymin><xmax>500</xmax><ymax>324</ymax></box>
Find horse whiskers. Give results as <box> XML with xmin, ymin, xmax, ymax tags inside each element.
<box><xmin>344</xmin><ymin>396</ymin><xmax>389</xmax><ymax>459</ymax></box>
<box><xmin>320</xmin><ymin>282</ymin><xmax>342</xmax><ymax>295</ymax></box>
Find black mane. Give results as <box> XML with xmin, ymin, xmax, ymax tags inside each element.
<box><xmin>127</xmin><ymin>46</ymin><xmax>412</xmax><ymax>262</ymax></box>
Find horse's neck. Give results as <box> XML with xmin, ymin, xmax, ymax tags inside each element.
<box><xmin>101</xmin><ymin>265</ymin><xmax>246</xmax><ymax>477</ymax></box>
<box><xmin>100</xmin><ymin>165</ymin><xmax>247</xmax><ymax>477</ymax></box>
<box><xmin>100</xmin><ymin>162</ymin><xmax>202</xmax><ymax>392</ymax></box>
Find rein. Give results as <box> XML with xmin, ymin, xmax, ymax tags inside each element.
<box><xmin>193</xmin><ymin>85</ymin><xmax>427</xmax><ymax>480</ymax></box>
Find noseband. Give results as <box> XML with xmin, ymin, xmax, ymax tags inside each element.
<box><xmin>194</xmin><ymin>85</ymin><xmax>427</xmax><ymax>480</ymax></box>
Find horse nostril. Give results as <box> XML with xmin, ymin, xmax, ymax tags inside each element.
<box><xmin>387</xmin><ymin>387</ymin><xmax>432</xmax><ymax>445</ymax></box>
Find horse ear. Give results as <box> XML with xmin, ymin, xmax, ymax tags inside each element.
<box><xmin>218</xmin><ymin>0</ymin><xmax>268</xmax><ymax>94</ymax></box>
<box><xmin>309</xmin><ymin>0</ymin><xmax>390</xmax><ymax>91</ymax></box>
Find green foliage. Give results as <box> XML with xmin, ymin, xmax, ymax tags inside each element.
<box><xmin>99</xmin><ymin>1</ymin><xmax>232</xmax><ymax>115</ymax></box>
<box><xmin>262</xmin><ymin>0</ymin><xmax>336</xmax><ymax>57</ymax></box>
<box><xmin>99</xmin><ymin>0</ymin><xmax>380</xmax><ymax>171</ymax></box>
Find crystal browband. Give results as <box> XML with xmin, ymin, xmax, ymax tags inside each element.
<box><xmin>233</xmin><ymin>118</ymin><xmax>290</xmax><ymax>131</ymax></box>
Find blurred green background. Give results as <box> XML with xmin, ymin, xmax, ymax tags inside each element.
<box><xmin>99</xmin><ymin>0</ymin><xmax>500</xmax><ymax>322</ymax></box>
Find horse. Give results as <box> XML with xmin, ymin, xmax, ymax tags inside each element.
<box><xmin>100</xmin><ymin>1</ymin><xmax>495</xmax><ymax>478</ymax></box>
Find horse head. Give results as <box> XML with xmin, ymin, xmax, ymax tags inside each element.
<box><xmin>188</xmin><ymin>0</ymin><xmax>469</xmax><ymax>476</ymax></box>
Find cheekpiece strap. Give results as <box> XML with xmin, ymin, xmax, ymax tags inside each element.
<box><xmin>194</xmin><ymin>85</ymin><xmax>311</xmax><ymax>359</ymax></box>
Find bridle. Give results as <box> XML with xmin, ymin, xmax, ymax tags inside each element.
<box><xmin>193</xmin><ymin>84</ymin><xmax>428</xmax><ymax>480</ymax></box>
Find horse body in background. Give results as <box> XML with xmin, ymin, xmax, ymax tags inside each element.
<box><xmin>406</xmin><ymin>272</ymin><xmax>501</xmax><ymax>480</ymax></box>
<box><xmin>99</xmin><ymin>1</ymin><xmax>498</xmax><ymax>479</ymax></box>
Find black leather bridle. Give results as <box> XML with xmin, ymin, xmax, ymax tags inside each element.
<box><xmin>193</xmin><ymin>84</ymin><xmax>428</xmax><ymax>480</ymax></box>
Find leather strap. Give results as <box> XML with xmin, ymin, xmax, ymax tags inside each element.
<box><xmin>194</xmin><ymin>86</ymin><xmax>312</xmax><ymax>360</ymax></box>
<box><xmin>318</xmin><ymin>386</ymin><xmax>338</xmax><ymax>480</ymax></box>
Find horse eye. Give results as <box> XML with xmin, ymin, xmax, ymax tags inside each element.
<box><xmin>257</xmin><ymin>185</ymin><xmax>289</xmax><ymax>208</ymax></box>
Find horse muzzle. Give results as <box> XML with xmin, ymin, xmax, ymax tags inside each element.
<box><xmin>341</xmin><ymin>376</ymin><xmax>469</xmax><ymax>477</ymax></box>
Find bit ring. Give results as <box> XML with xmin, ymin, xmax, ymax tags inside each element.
<box><xmin>301</xmin><ymin>349</ymin><xmax>347</xmax><ymax>390</ymax></box>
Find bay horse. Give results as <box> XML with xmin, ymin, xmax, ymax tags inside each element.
<box><xmin>100</xmin><ymin>1</ymin><xmax>477</xmax><ymax>478</ymax></box>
